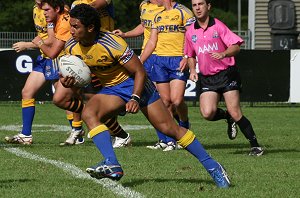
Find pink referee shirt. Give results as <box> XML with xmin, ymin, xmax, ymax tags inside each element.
<box><xmin>184</xmin><ymin>17</ymin><xmax>244</xmax><ymax>76</ymax></box>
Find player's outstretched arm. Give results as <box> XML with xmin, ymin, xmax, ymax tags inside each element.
<box><xmin>12</xmin><ymin>41</ymin><xmax>37</xmax><ymax>52</ymax></box>
<box><xmin>32</xmin><ymin>36</ymin><xmax>65</xmax><ymax>59</ymax></box>
<box><xmin>113</xmin><ymin>24</ymin><xmax>145</xmax><ymax>38</ymax></box>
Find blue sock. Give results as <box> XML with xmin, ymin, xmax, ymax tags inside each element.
<box><xmin>156</xmin><ymin>130</ymin><xmax>167</xmax><ymax>143</ymax></box>
<box><xmin>92</xmin><ymin>130</ymin><xmax>119</xmax><ymax>164</ymax></box>
<box><xmin>75</xmin><ymin>126</ymin><xmax>84</xmax><ymax>142</ymax></box>
<box><xmin>179</xmin><ymin>119</ymin><xmax>190</xmax><ymax>129</ymax></box>
<box><xmin>165</xmin><ymin>135</ymin><xmax>176</xmax><ymax>143</ymax></box>
<box><xmin>185</xmin><ymin>138</ymin><xmax>218</xmax><ymax>170</ymax></box>
<box><xmin>22</xmin><ymin>106</ymin><xmax>35</xmax><ymax>136</ymax></box>
<box><xmin>68</xmin><ymin>120</ymin><xmax>73</xmax><ymax>127</ymax></box>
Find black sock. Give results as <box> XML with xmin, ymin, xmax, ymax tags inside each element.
<box><xmin>115</xmin><ymin>130</ymin><xmax>129</xmax><ymax>139</ymax></box>
<box><xmin>236</xmin><ymin>116</ymin><xmax>260</xmax><ymax>147</ymax></box>
<box><xmin>211</xmin><ymin>108</ymin><xmax>227</xmax><ymax>121</ymax></box>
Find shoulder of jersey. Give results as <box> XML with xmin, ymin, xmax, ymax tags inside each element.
<box><xmin>98</xmin><ymin>31</ymin><xmax>126</xmax><ymax>51</ymax></box>
<box><xmin>176</xmin><ymin>3</ymin><xmax>194</xmax><ymax>15</ymax></box>
<box><xmin>65</xmin><ymin>37</ymin><xmax>78</xmax><ymax>51</ymax></box>
<box><xmin>140</xmin><ymin>0</ymin><xmax>150</xmax><ymax>9</ymax></box>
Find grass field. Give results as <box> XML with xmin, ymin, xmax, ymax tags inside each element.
<box><xmin>0</xmin><ymin>102</ymin><xmax>299</xmax><ymax>198</ymax></box>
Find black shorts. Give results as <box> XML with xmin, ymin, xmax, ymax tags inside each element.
<box><xmin>198</xmin><ymin>66</ymin><xmax>242</xmax><ymax>94</ymax></box>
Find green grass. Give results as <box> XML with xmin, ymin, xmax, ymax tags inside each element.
<box><xmin>0</xmin><ymin>103</ymin><xmax>299</xmax><ymax>197</ymax></box>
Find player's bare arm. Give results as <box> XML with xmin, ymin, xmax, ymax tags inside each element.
<box><xmin>188</xmin><ymin>57</ymin><xmax>198</xmax><ymax>82</ymax></box>
<box><xmin>113</xmin><ymin>24</ymin><xmax>145</xmax><ymax>38</ymax></box>
<box><xmin>12</xmin><ymin>41</ymin><xmax>37</xmax><ymax>52</ymax></box>
<box><xmin>210</xmin><ymin>44</ymin><xmax>240</xmax><ymax>60</ymax></box>
<box><xmin>123</xmin><ymin>54</ymin><xmax>147</xmax><ymax>114</ymax></box>
<box><xmin>90</xmin><ymin>0</ymin><xmax>110</xmax><ymax>10</ymax></box>
<box><xmin>32</xmin><ymin>36</ymin><xmax>65</xmax><ymax>59</ymax></box>
<box><xmin>139</xmin><ymin>28</ymin><xmax>158</xmax><ymax>63</ymax></box>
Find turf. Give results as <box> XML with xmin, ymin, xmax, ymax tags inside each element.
<box><xmin>0</xmin><ymin>103</ymin><xmax>299</xmax><ymax>197</ymax></box>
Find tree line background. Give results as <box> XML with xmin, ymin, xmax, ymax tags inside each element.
<box><xmin>0</xmin><ymin>0</ymin><xmax>248</xmax><ymax>32</ymax></box>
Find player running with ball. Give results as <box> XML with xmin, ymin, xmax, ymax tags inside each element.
<box><xmin>62</xmin><ymin>3</ymin><xmax>231</xmax><ymax>188</ymax></box>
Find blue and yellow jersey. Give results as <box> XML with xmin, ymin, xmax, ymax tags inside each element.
<box><xmin>140</xmin><ymin>0</ymin><xmax>164</xmax><ymax>52</ymax></box>
<box><xmin>64</xmin><ymin>32</ymin><xmax>134</xmax><ymax>87</ymax></box>
<box><xmin>71</xmin><ymin>0</ymin><xmax>115</xmax><ymax>31</ymax></box>
<box><xmin>33</xmin><ymin>5</ymin><xmax>49</xmax><ymax>57</ymax></box>
<box><xmin>153</xmin><ymin>3</ymin><xmax>195</xmax><ymax>56</ymax></box>
<box><xmin>33</xmin><ymin>5</ymin><xmax>47</xmax><ymax>39</ymax></box>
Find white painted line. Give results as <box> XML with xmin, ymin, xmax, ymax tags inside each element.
<box><xmin>0</xmin><ymin>124</ymin><xmax>153</xmax><ymax>133</ymax></box>
<box><xmin>4</xmin><ymin>147</ymin><xmax>145</xmax><ymax>198</ymax></box>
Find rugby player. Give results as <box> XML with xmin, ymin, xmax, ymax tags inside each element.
<box><xmin>63</xmin><ymin>4</ymin><xmax>231</xmax><ymax>188</ymax></box>
<box><xmin>184</xmin><ymin>0</ymin><xmax>264</xmax><ymax>156</ymax></box>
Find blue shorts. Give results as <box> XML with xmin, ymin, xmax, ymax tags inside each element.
<box><xmin>143</xmin><ymin>54</ymin><xmax>157</xmax><ymax>80</ymax></box>
<box><xmin>33</xmin><ymin>55</ymin><xmax>59</xmax><ymax>80</ymax></box>
<box><xmin>152</xmin><ymin>56</ymin><xmax>188</xmax><ymax>83</ymax></box>
<box><xmin>98</xmin><ymin>77</ymin><xmax>160</xmax><ymax>108</ymax></box>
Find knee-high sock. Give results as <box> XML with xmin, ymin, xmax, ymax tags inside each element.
<box><xmin>178</xmin><ymin>130</ymin><xmax>218</xmax><ymax>171</ymax></box>
<box><xmin>21</xmin><ymin>99</ymin><xmax>35</xmax><ymax>136</ymax></box>
<box><xmin>156</xmin><ymin>130</ymin><xmax>167</xmax><ymax>142</ymax></box>
<box><xmin>89</xmin><ymin>124</ymin><xmax>119</xmax><ymax>164</ymax></box>
<box><xmin>179</xmin><ymin>119</ymin><xmax>190</xmax><ymax>129</ymax></box>
<box><xmin>66</xmin><ymin>113</ymin><xmax>73</xmax><ymax>128</ymax></box>
<box><xmin>72</xmin><ymin>120</ymin><xmax>84</xmax><ymax>141</ymax></box>
<box><xmin>104</xmin><ymin>118</ymin><xmax>128</xmax><ymax>139</ymax></box>
<box><xmin>236</xmin><ymin>116</ymin><xmax>260</xmax><ymax>147</ymax></box>
<box><xmin>211</xmin><ymin>108</ymin><xmax>227</xmax><ymax>121</ymax></box>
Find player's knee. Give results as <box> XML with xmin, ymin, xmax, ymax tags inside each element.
<box><xmin>81</xmin><ymin>107</ymin><xmax>95</xmax><ymax>124</ymax></box>
<box><xmin>52</xmin><ymin>94</ymin><xmax>65</xmax><ymax>108</ymax></box>
<box><xmin>201</xmin><ymin>109</ymin><xmax>215</xmax><ymax>120</ymax></box>
<box><xmin>228</xmin><ymin>110</ymin><xmax>242</xmax><ymax>122</ymax></box>
<box><xmin>159</xmin><ymin>96</ymin><xmax>171</xmax><ymax>107</ymax></box>
<box><xmin>21</xmin><ymin>87</ymin><xmax>33</xmax><ymax>99</ymax></box>
<box><xmin>171</xmin><ymin>98</ymin><xmax>185</xmax><ymax>108</ymax></box>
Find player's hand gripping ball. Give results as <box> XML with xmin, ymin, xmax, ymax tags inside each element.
<box><xmin>58</xmin><ymin>55</ymin><xmax>91</xmax><ymax>87</ymax></box>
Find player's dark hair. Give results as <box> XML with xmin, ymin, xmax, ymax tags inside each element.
<box><xmin>41</xmin><ymin>0</ymin><xmax>66</xmax><ymax>14</ymax></box>
<box><xmin>205</xmin><ymin>0</ymin><xmax>212</xmax><ymax>4</ymax></box>
<box><xmin>69</xmin><ymin>4</ymin><xmax>101</xmax><ymax>33</ymax></box>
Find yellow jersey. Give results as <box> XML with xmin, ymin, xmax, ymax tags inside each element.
<box><xmin>33</xmin><ymin>5</ymin><xmax>47</xmax><ymax>39</ymax></box>
<box><xmin>139</xmin><ymin>0</ymin><xmax>164</xmax><ymax>52</ymax></box>
<box><xmin>33</xmin><ymin>5</ymin><xmax>49</xmax><ymax>57</ymax></box>
<box><xmin>153</xmin><ymin>3</ymin><xmax>195</xmax><ymax>56</ymax></box>
<box><xmin>64</xmin><ymin>32</ymin><xmax>134</xmax><ymax>87</ymax></box>
<box><xmin>71</xmin><ymin>0</ymin><xmax>115</xmax><ymax>31</ymax></box>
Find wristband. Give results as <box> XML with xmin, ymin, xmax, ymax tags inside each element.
<box><xmin>47</xmin><ymin>23</ymin><xmax>54</xmax><ymax>29</ymax></box>
<box><xmin>130</xmin><ymin>94</ymin><xmax>141</xmax><ymax>104</ymax></box>
<box><xmin>183</xmin><ymin>55</ymin><xmax>188</xmax><ymax>59</ymax></box>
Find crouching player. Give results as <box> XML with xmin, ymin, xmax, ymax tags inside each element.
<box><xmin>64</xmin><ymin>4</ymin><xmax>230</xmax><ymax>188</ymax></box>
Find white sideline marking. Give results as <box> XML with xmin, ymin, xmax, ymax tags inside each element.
<box><xmin>0</xmin><ymin>124</ymin><xmax>153</xmax><ymax>133</ymax></box>
<box><xmin>4</xmin><ymin>147</ymin><xmax>145</xmax><ymax>198</ymax></box>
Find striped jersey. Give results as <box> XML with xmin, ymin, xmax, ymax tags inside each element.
<box><xmin>152</xmin><ymin>3</ymin><xmax>195</xmax><ymax>56</ymax></box>
<box><xmin>64</xmin><ymin>32</ymin><xmax>134</xmax><ymax>87</ymax></box>
<box><xmin>71</xmin><ymin>0</ymin><xmax>115</xmax><ymax>31</ymax></box>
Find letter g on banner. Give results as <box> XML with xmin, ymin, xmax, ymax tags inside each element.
<box><xmin>16</xmin><ymin>55</ymin><xmax>33</xmax><ymax>73</ymax></box>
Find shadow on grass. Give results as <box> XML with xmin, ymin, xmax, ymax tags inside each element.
<box><xmin>0</xmin><ymin>179</ymin><xmax>34</xmax><ymax>188</ymax></box>
<box><xmin>133</xmin><ymin>141</ymin><xmax>250</xmax><ymax>149</ymax></box>
<box><xmin>122</xmin><ymin>178</ymin><xmax>215</xmax><ymax>188</ymax></box>
<box><xmin>232</xmin><ymin>147</ymin><xmax>299</xmax><ymax>155</ymax></box>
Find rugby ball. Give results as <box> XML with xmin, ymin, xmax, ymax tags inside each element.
<box><xmin>58</xmin><ymin>55</ymin><xmax>91</xmax><ymax>87</ymax></box>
